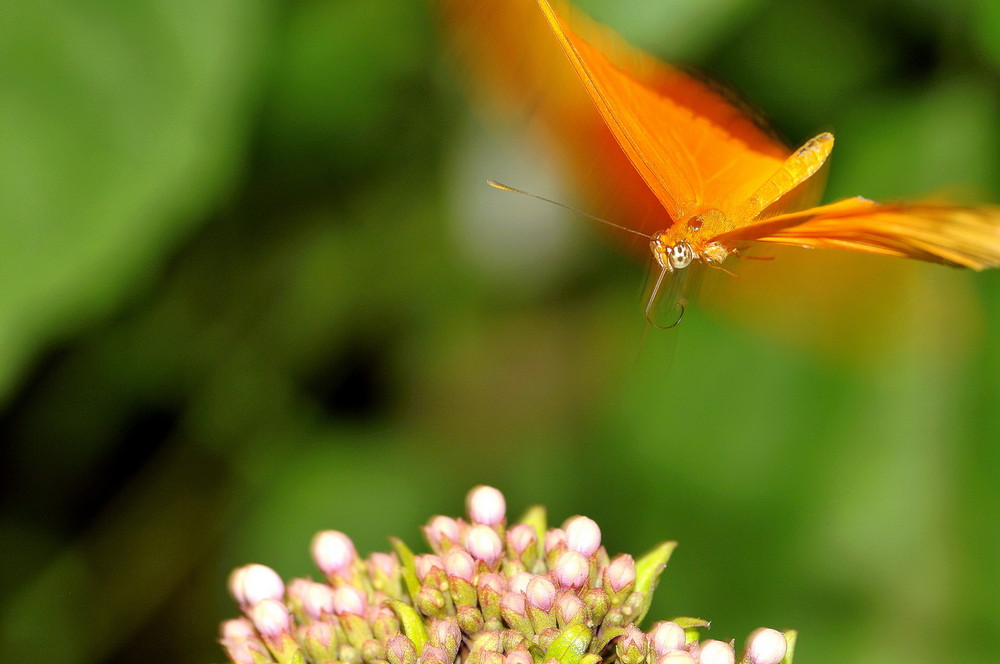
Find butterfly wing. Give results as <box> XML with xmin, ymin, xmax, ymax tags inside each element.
<box><xmin>537</xmin><ymin>0</ymin><xmax>791</xmax><ymax>224</ymax></box>
<box><xmin>714</xmin><ymin>197</ymin><xmax>1000</xmax><ymax>269</ymax></box>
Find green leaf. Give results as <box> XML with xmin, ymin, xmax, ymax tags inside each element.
<box><xmin>670</xmin><ymin>617</ymin><xmax>710</xmax><ymax>629</ymax></box>
<box><xmin>0</xmin><ymin>0</ymin><xmax>266</xmax><ymax>404</ymax></box>
<box><xmin>389</xmin><ymin>537</ymin><xmax>422</xmax><ymax>603</ymax></box>
<box><xmin>388</xmin><ymin>600</ymin><xmax>428</xmax><ymax>655</ymax></box>
<box><xmin>543</xmin><ymin>624</ymin><xmax>592</xmax><ymax>664</ymax></box>
<box><xmin>633</xmin><ymin>541</ymin><xmax>677</xmax><ymax>623</ymax></box>
<box><xmin>781</xmin><ymin>630</ymin><xmax>797</xmax><ymax>664</ymax></box>
<box><xmin>594</xmin><ymin>626</ymin><xmax>626</xmax><ymax>654</ymax></box>
<box><xmin>517</xmin><ymin>504</ymin><xmax>547</xmax><ymax>559</ymax></box>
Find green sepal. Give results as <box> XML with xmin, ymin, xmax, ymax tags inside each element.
<box><xmin>633</xmin><ymin>541</ymin><xmax>677</xmax><ymax>623</ymax></box>
<box><xmin>389</xmin><ymin>537</ymin><xmax>422</xmax><ymax>603</ymax></box>
<box><xmin>781</xmin><ymin>630</ymin><xmax>797</xmax><ymax>664</ymax></box>
<box><xmin>670</xmin><ymin>617</ymin><xmax>710</xmax><ymax>629</ymax></box>
<box><xmin>594</xmin><ymin>626</ymin><xmax>625</xmax><ymax>655</ymax></box>
<box><xmin>543</xmin><ymin>624</ymin><xmax>592</xmax><ymax>664</ymax></box>
<box><xmin>388</xmin><ymin>600</ymin><xmax>429</xmax><ymax>655</ymax></box>
<box><xmin>517</xmin><ymin>505</ymin><xmax>547</xmax><ymax>561</ymax></box>
<box><xmin>289</xmin><ymin>649</ymin><xmax>306</xmax><ymax>664</ymax></box>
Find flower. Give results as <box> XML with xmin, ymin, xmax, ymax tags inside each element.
<box><xmin>219</xmin><ymin>486</ymin><xmax>794</xmax><ymax>664</ymax></box>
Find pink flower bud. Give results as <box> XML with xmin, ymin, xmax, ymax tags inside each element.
<box><xmin>465</xmin><ymin>524</ymin><xmax>503</xmax><ymax>567</ymax></box>
<box><xmin>249</xmin><ymin>598</ymin><xmax>291</xmax><ymax>639</ymax></box>
<box><xmin>555</xmin><ymin>593</ymin><xmax>586</xmax><ymax>625</ymax></box>
<box><xmin>564</xmin><ymin>516</ymin><xmax>601</xmax><ymax>557</ymax></box>
<box><xmin>554</xmin><ymin>550</ymin><xmax>589</xmax><ymax>589</ymax></box>
<box><xmin>506</xmin><ymin>524</ymin><xmax>537</xmax><ymax>555</ymax></box>
<box><xmin>500</xmin><ymin>591</ymin><xmax>527</xmax><ymax>616</ymax></box>
<box><xmin>311</xmin><ymin>531</ymin><xmax>357</xmax><ymax>577</ymax></box>
<box><xmin>302</xmin><ymin>621</ymin><xmax>336</xmax><ymax>650</ymax></box>
<box><xmin>302</xmin><ymin>581</ymin><xmax>336</xmax><ymax>619</ymax></box>
<box><xmin>604</xmin><ymin>554</ymin><xmax>636</xmax><ymax>593</ymax></box>
<box><xmin>333</xmin><ymin>584</ymin><xmax>367</xmax><ymax>616</ymax></box>
<box><xmin>369</xmin><ymin>552</ymin><xmax>398</xmax><ymax>577</ymax></box>
<box><xmin>444</xmin><ymin>548</ymin><xmax>476</xmax><ymax>582</ymax></box>
<box><xmin>415</xmin><ymin>554</ymin><xmax>444</xmax><ymax>582</ymax></box>
<box><xmin>616</xmin><ymin>625</ymin><xmax>648</xmax><ymax>664</ymax></box>
<box><xmin>424</xmin><ymin>516</ymin><xmax>462</xmax><ymax>550</ymax></box>
<box><xmin>220</xmin><ymin>617</ymin><xmax>257</xmax><ymax>641</ymax></box>
<box><xmin>699</xmin><ymin>640</ymin><xmax>735</xmax><ymax>664</ymax></box>
<box><xmin>745</xmin><ymin>628</ymin><xmax>787</xmax><ymax>664</ymax></box>
<box><xmin>649</xmin><ymin>621</ymin><xmax>686</xmax><ymax>656</ymax></box>
<box><xmin>477</xmin><ymin>572</ymin><xmax>506</xmax><ymax>595</ymax></box>
<box><xmin>223</xmin><ymin>637</ymin><xmax>269</xmax><ymax>664</ymax></box>
<box><xmin>544</xmin><ymin>528</ymin><xmax>566</xmax><ymax>553</ymax></box>
<box><xmin>526</xmin><ymin>575</ymin><xmax>556</xmax><ymax>610</ymax></box>
<box><xmin>429</xmin><ymin>617</ymin><xmax>462</xmax><ymax>660</ymax></box>
<box><xmin>387</xmin><ymin>635</ymin><xmax>418</xmax><ymax>664</ymax></box>
<box><xmin>228</xmin><ymin>564</ymin><xmax>285</xmax><ymax>608</ymax></box>
<box><xmin>657</xmin><ymin>653</ymin><xmax>695</xmax><ymax>664</ymax></box>
<box><xmin>466</xmin><ymin>485</ymin><xmax>506</xmax><ymax>526</ymax></box>
<box><xmin>286</xmin><ymin>577</ymin><xmax>312</xmax><ymax>604</ymax></box>
<box><xmin>508</xmin><ymin>571</ymin><xmax>533</xmax><ymax>595</ymax></box>
<box><xmin>505</xmin><ymin>651</ymin><xmax>533</xmax><ymax>664</ymax></box>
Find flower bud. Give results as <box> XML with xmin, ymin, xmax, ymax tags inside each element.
<box><xmin>302</xmin><ymin>581</ymin><xmax>336</xmax><ymax>620</ymax></box>
<box><xmin>370</xmin><ymin>603</ymin><xmax>401</xmax><ymax>641</ymax></box>
<box><xmin>223</xmin><ymin>637</ymin><xmax>271</xmax><ymax>664</ymax></box>
<box><xmin>368</xmin><ymin>552</ymin><xmax>401</xmax><ymax>595</ymax></box>
<box><xmin>221</xmin><ymin>617</ymin><xmax>257</xmax><ymax>641</ymax></box>
<box><xmin>657</xmin><ymin>653</ymin><xmax>695</xmax><ymax>664</ymax></box>
<box><xmin>500</xmin><ymin>592</ymin><xmax>533</xmax><ymax>639</ymax></box>
<box><xmin>564</xmin><ymin>516</ymin><xmax>601</xmax><ymax>557</ymax></box>
<box><xmin>419</xmin><ymin>645</ymin><xmax>450</xmax><ymax>664</ymax></box>
<box><xmin>744</xmin><ymin>628</ymin><xmax>787</xmax><ymax>664</ymax></box>
<box><xmin>615</xmin><ymin>625</ymin><xmax>648</xmax><ymax>664</ymax></box>
<box><xmin>311</xmin><ymin>531</ymin><xmax>357</xmax><ymax>579</ymax></box>
<box><xmin>229</xmin><ymin>564</ymin><xmax>285</xmax><ymax>609</ymax></box>
<box><xmin>444</xmin><ymin>548</ymin><xmax>476</xmax><ymax>582</ymax></box>
<box><xmin>505</xmin><ymin>650</ymin><xmax>533</xmax><ymax>664</ymax></box>
<box><xmin>429</xmin><ymin>617</ymin><xmax>463</xmax><ymax>661</ymax></box>
<box><xmin>465</xmin><ymin>524</ymin><xmax>504</xmax><ymax>568</ymax></box>
<box><xmin>386</xmin><ymin>636</ymin><xmax>417</xmax><ymax>664</ymax></box>
<box><xmin>477</xmin><ymin>573</ymin><xmax>505</xmax><ymax>621</ymax></box>
<box><xmin>333</xmin><ymin>584</ymin><xmax>367</xmax><ymax>616</ymax></box>
<box><xmin>581</xmin><ymin>587</ymin><xmax>609</xmax><ymax>624</ymax></box>
<box><xmin>301</xmin><ymin>622</ymin><xmax>338</xmax><ymax>662</ymax></box>
<box><xmin>414</xmin><ymin>554</ymin><xmax>445</xmax><ymax>582</ymax></box>
<box><xmin>526</xmin><ymin>575</ymin><xmax>556</xmax><ymax>611</ymax></box>
<box><xmin>467</xmin><ymin>485</ymin><xmax>506</xmax><ymax>526</ymax></box>
<box><xmin>649</xmin><ymin>621</ymin><xmax>686</xmax><ymax>656</ymax></box>
<box><xmin>544</xmin><ymin>528</ymin><xmax>566</xmax><ymax>553</ymax></box>
<box><xmin>555</xmin><ymin>593</ymin><xmax>587</xmax><ymax>628</ymax></box>
<box><xmin>506</xmin><ymin>524</ymin><xmax>537</xmax><ymax>557</ymax></box>
<box><xmin>553</xmin><ymin>550</ymin><xmax>589</xmax><ymax>590</ymax></box>
<box><xmin>457</xmin><ymin>604</ymin><xmax>485</xmax><ymax>634</ymax></box>
<box><xmin>424</xmin><ymin>516</ymin><xmax>462</xmax><ymax>552</ymax></box>
<box><xmin>700</xmin><ymin>640</ymin><xmax>735</xmax><ymax>664</ymax></box>
<box><xmin>509</xmin><ymin>571</ymin><xmax>533</xmax><ymax>595</ymax></box>
<box><xmin>604</xmin><ymin>554</ymin><xmax>636</xmax><ymax>595</ymax></box>
<box><xmin>250</xmin><ymin>599</ymin><xmax>291</xmax><ymax>640</ymax></box>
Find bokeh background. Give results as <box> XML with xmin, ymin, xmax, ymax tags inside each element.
<box><xmin>2</xmin><ymin>0</ymin><xmax>999</xmax><ymax>663</ymax></box>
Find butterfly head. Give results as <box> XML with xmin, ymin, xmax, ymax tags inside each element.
<box><xmin>651</xmin><ymin>236</ymin><xmax>695</xmax><ymax>271</ymax></box>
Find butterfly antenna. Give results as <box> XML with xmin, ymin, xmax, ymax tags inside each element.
<box><xmin>644</xmin><ymin>265</ymin><xmax>684</xmax><ymax>330</ymax></box>
<box><xmin>487</xmin><ymin>180</ymin><xmax>653</xmax><ymax>239</ymax></box>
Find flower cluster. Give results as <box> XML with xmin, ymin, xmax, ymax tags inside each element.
<box><xmin>220</xmin><ymin>486</ymin><xmax>793</xmax><ymax>664</ymax></box>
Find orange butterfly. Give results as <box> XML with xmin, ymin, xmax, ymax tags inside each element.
<box><xmin>495</xmin><ymin>0</ymin><xmax>1000</xmax><ymax>326</ymax></box>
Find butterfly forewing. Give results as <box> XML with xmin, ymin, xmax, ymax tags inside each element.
<box><xmin>538</xmin><ymin>0</ymin><xmax>790</xmax><ymax>226</ymax></box>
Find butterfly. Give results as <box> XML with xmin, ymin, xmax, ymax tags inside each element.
<box><xmin>492</xmin><ymin>0</ymin><xmax>1000</xmax><ymax>327</ymax></box>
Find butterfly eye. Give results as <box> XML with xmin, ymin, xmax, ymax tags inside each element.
<box><xmin>668</xmin><ymin>242</ymin><xmax>694</xmax><ymax>270</ymax></box>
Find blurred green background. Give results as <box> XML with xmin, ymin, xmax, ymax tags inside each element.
<box><xmin>1</xmin><ymin>0</ymin><xmax>999</xmax><ymax>663</ymax></box>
